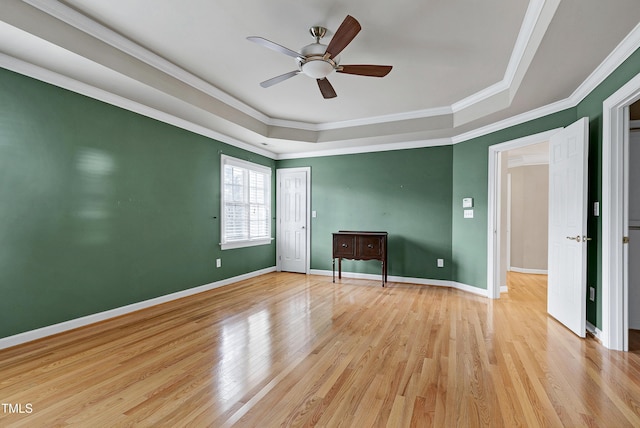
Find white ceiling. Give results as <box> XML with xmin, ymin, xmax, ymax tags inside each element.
<box><xmin>1</xmin><ymin>0</ymin><xmax>639</xmax><ymax>158</ymax></box>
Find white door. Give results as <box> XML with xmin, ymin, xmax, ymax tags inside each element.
<box><xmin>628</xmin><ymin>130</ymin><xmax>640</xmax><ymax>331</ymax></box>
<box><xmin>547</xmin><ymin>117</ymin><xmax>589</xmax><ymax>337</ymax></box>
<box><xmin>277</xmin><ymin>168</ymin><xmax>309</xmax><ymax>273</ymax></box>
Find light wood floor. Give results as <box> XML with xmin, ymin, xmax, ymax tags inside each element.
<box><xmin>2</xmin><ymin>272</ymin><xmax>640</xmax><ymax>427</ymax></box>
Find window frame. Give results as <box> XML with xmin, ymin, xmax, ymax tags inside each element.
<box><xmin>220</xmin><ymin>154</ymin><xmax>272</xmax><ymax>250</ymax></box>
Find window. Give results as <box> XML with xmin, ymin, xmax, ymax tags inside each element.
<box><xmin>220</xmin><ymin>155</ymin><xmax>272</xmax><ymax>250</ymax></box>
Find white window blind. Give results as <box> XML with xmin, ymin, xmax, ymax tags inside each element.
<box><xmin>221</xmin><ymin>155</ymin><xmax>272</xmax><ymax>250</ymax></box>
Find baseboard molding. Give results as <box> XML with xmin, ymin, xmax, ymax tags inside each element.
<box><xmin>586</xmin><ymin>321</ymin><xmax>604</xmax><ymax>343</ymax></box>
<box><xmin>500</xmin><ymin>285</ymin><xmax>509</xmax><ymax>293</ymax></box>
<box><xmin>0</xmin><ymin>266</ymin><xmax>276</xmax><ymax>351</ymax></box>
<box><xmin>509</xmin><ymin>266</ymin><xmax>548</xmax><ymax>275</ymax></box>
<box><xmin>309</xmin><ymin>269</ymin><xmax>488</xmax><ymax>297</ymax></box>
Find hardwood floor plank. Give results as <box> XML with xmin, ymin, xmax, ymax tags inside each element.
<box><xmin>2</xmin><ymin>272</ymin><xmax>640</xmax><ymax>427</ymax></box>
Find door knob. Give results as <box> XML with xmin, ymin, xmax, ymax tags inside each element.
<box><xmin>566</xmin><ymin>235</ymin><xmax>581</xmax><ymax>242</ymax></box>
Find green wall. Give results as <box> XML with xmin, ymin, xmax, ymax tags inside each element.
<box><xmin>2</xmin><ymin>42</ymin><xmax>639</xmax><ymax>340</ymax></box>
<box><xmin>576</xmin><ymin>47</ymin><xmax>640</xmax><ymax>328</ymax></box>
<box><xmin>0</xmin><ymin>68</ymin><xmax>276</xmax><ymax>339</ymax></box>
<box><xmin>451</xmin><ymin>109</ymin><xmax>577</xmax><ymax>290</ymax></box>
<box><xmin>451</xmin><ymin>47</ymin><xmax>640</xmax><ymax>326</ymax></box>
<box><xmin>278</xmin><ymin>147</ymin><xmax>453</xmax><ymax>280</ymax></box>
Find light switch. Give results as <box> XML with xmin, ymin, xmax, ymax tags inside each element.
<box><xmin>312</xmin><ymin>210</ymin><xmax>317</xmax><ymax>218</ymax></box>
<box><xmin>464</xmin><ymin>209</ymin><xmax>474</xmax><ymax>219</ymax></box>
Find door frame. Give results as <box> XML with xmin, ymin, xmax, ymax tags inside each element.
<box><xmin>276</xmin><ymin>167</ymin><xmax>311</xmax><ymax>274</ymax></box>
<box><xmin>602</xmin><ymin>72</ymin><xmax>640</xmax><ymax>351</ymax></box>
<box><xmin>487</xmin><ymin>128</ymin><xmax>562</xmax><ymax>299</ymax></box>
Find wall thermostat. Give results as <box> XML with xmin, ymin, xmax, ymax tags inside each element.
<box><xmin>462</xmin><ymin>197</ymin><xmax>473</xmax><ymax>208</ymax></box>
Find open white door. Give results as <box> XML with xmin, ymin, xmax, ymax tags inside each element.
<box><xmin>547</xmin><ymin>117</ymin><xmax>589</xmax><ymax>337</ymax></box>
<box><xmin>277</xmin><ymin>168</ymin><xmax>309</xmax><ymax>273</ymax></box>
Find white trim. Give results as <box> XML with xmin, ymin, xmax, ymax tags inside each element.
<box><xmin>451</xmin><ymin>0</ymin><xmax>558</xmax><ymax>113</ymax></box>
<box><xmin>273</xmin><ymin>107</ymin><xmax>454</xmax><ymax>132</ymax></box>
<box><xmin>602</xmin><ymin>71</ymin><xmax>640</xmax><ymax>351</ymax></box>
<box><xmin>509</xmin><ymin>266</ymin><xmax>548</xmax><ymax>275</ymax></box>
<box><xmin>13</xmin><ymin>2</ymin><xmax>640</xmax><ymax>160</ymax></box>
<box><xmin>0</xmin><ymin>52</ymin><xmax>276</xmax><ymax>159</ymax></box>
<box><xmin>21</xmin><ymin>0</ymin><xmax>271</xmax><ymax>125</ymax></box>
<box><xmin>507</xmin><ymin>172</ymin><xmax>512</xmax><ymax>271</ymax></box>
<box><xmin>452</xmin><ymin>99</ymin><xmax>573</xmax><ymax>146</ymax></box>
<box><xmin>220</xmin><ymin>238</ymin><xmax>273</xmax><ymax>250</ymax></box>
<box><xmin>0</xmin><ymin>267</ymin><xmax>276</xmax><ymax>350</ymax></box>
<box><xmin>487</xmin><ymin>129</ymin><xmax>560</xmax><ymax>300</ymax></box>
<box><xmin>0</xmin><ymin>19</ymin><xmax>637</xmax><ymax>160</ymax></box>
<box><xmin>501</xmin><ymin>285</ymin><xmax>509</xmax><ymax>293</ymax></box>
<box><xmin>275</xmin><ymin>138</ymin><xmax>452</xmax><ymax>160</ymax></box>
<box><xmin>572</xmin><ymin>22</ymin><xmax>640</xmax><ymax>105</ymax></box>
<box><xmin>276</xmin><ymin>167</ymin><xmax>311</xmax><ymax>274</ymax></box>
<box><xmin>220</xmin><ymin>154</ymin><xmax>273</xmax><ymax>250</ymax></box>
<box><xmin>310</xmin><ymin>270</ymin><xmax>489</xmax><ymax>297</ymax></box>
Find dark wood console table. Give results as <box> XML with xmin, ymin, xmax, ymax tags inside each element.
<box><xmin>332</xmin><ymin>231</ymin><xmax>388</xmax><ymax>286</ymax></box>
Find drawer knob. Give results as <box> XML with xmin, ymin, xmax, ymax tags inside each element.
<box><xmin>342</xmin><ymin>243</ymin><xmax>348</xmax><ymax>247</ymax></box>
<box><xmin>367</xmin><ymin>244</ymin><xmax>374</xmax><ymax>248</ymax></box>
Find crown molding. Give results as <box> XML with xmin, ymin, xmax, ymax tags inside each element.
<box><xmin>275</xmin><ymin>138</ymin><xmax>452</xmax><ymax>160</ymax></box>
<box><xmin>453</xmin><ymin>22</ymin><xmax>640</xmax><ymax>147</ymax></box>
<box><xmin>21</xmin><ymin>0</ymin><xmax>272</xmax><ymax>124</ymax></box>
<box><xmin>0</xmin><ymin>51</ymin><xmax>276</xmax><ymax>159</ymax></box>
<box><xmin>20</xmin><ymin>0</ymin><xmax>551</xmax><ymax>134</ymax></box>
<box><xmin>570</xmin><ymin>22</ymin><xmax>640</xmax><ymax>105</ymax></box>
<box><xmin>5</xmin><ymin>1</ymin><xmax>640</xmax><ymax>160</ymax></box>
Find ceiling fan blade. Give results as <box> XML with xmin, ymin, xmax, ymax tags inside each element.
<box><xmin>317</xmin><ymin>78</ymin><xmax>337</xmax><ymax>99</ymax></box>
<box><xmin>324</xmin><ymin>15</ymin><xmax>361</xmax><ymax>59</ymax></box>
<box><xmin>337</xmin><ymin>65</ymin><xmax>393</xmax><ymax>77</ymax></box>
<box><xmin>260</xmin><ymin>70</ymin><xmax>300</xmax><ymax>88</ymax></box>
<box><xmin>247</xmin><ymin>36</ymin><xmax>302</xmax><ymax>58</ymax></box>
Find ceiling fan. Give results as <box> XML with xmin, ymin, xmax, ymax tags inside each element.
<box><xmin>247</xmin><ymin>15</ymin><xmax>392</xmax><ymax>99</ymax></box>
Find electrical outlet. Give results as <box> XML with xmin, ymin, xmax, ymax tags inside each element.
<box><xmin>216</xmin><ymin>258</ymin><xmax>221</xmax><ymax>268</ymax></box>
<box><xmin>437</xmin><ymin>258</ymin><xmax>444</xmax><ymax>268</ymax></box>
<box><xmin>589</xmin><ymin>287</ymin><xmax>595</xmax><ymax>301</ymax></box>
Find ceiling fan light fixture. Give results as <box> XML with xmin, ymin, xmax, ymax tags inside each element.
<box><xmin>249</xmin><ymin>15</ymin><xmax>391</xmax><ymax>99</ymax></box>
<box><xmin>299</xmin><ymin>42</ymin><xmax>339</xmax><ymax>79</ymax></box>
<box><xmin>301</xmin><ymin>59</ymin><xmax>335</xmax><ymax>79</ymax></box>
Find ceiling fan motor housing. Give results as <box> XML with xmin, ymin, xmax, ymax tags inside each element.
<box><xmin>298</xmin><ymin>42</ymin><xmax>339</xmax><ymax>79</ymax></box>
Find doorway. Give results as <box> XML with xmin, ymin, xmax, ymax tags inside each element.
<box><xmin>629</xmin><ymin>120</ymin><xmax>640</xmax><ymax>351</ymax></box>
<box><xmin>602</xmin><ymin>72</ymin><xmax>640</xmax><ymax>351</ymax></box>
<box><xmin>276</xmin><ymin>167</ymin><xmax>311</xmax><ymax>274</ymax></box>
<box><xmin>487</xmin><ymin>129</ymin><xmax>561</xmax><ymax>299</ymax></box>
<box><xmin>504</xmin><ymin>142</ymin><xmax>550</xmax><ymax>280</ymax></box>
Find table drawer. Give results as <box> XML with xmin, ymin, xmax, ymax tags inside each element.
<box><xmin>333</xmin><ymin>235</ymin><xmax>356</xmax><ymax>258</ymax></box>
<box><xmin>358</xmin><ymin>236</ymin><xmax>383</xmax><ymax>259</ymax></box>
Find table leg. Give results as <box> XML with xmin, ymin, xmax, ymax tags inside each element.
<box><xmin>332</xmin><ymin>258</ymin><xmax>335</xmax><ymax>283</ymax></box>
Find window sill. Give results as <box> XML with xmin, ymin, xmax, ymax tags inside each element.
<box><xmin>220</xmin><ymin>238</ymin><xmax>274</xmax><ymax>250</ymax></box>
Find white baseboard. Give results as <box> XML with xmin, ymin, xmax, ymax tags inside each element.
<box><xmin>500</xmin><ymin>285</ymin><xmax>509</xmax><ymax>293</ymax></box>
<box><xmin>0</xmin><ymin>266</ymin><xmax>276</xmax><ymax>350</ymax></box>
<box><xmin>509</xmin><ymin>266</ymin><xmax>548</xmax><ymax>275</ymax></box>
<box><xmin>309</xmin><ymin>269</ymin><xmax>489</xmax><ymax>297</ymax></box>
